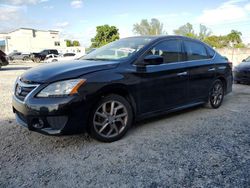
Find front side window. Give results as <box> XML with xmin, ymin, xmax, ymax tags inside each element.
<box><xmin>81</xmin><ymin>37</ymin><xmax>153</xmax><ymax>61</ymax></box>
<box><xmin>184</xmin><ymin>41</ymin><xmax>209</xmax><ymax>60</ymax></box>
<box><xmin>146</xmin><ymin>40</ymin><xmax>183</xmax><ymax>63</ymax></box>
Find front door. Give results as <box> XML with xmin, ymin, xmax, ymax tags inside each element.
<box><xmin>135</xmin><ymin>39</ymin><xmax>188</xmax><ymax>115</ymax></box>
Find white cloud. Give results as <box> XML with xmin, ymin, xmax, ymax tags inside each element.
<box><xmin>60</xmin><ymin>26</ymin><xmax>96</xmax><ymax>47</ymax></box>
<box><xmin>71</xmin><ymin>0</ymin><xmax>83</xmax><ymax>8</ymax></box>
<box><xmin>1</xmin><ymin>0</ymin><xmax>49</xmax><ymax>5</ymax></box>
<box><xmin>197</xmin><ymin>0</ymin><xmax>250</xmax><ymax>25</ymax></box>
<box><xmin>116</xmin><ymin>13</ymin><xmax>129</xmax><ymax>18</ymax></box>
<box><xmin>55</xmin><ymin>21</ymin><xmax>69</xmax><ymax>28</ymax></box>
<box><xmin>245</xmin><ymin>3</ymin><xmax>250</xmax><ymax>11</ymax></box>
<box><xmin>2</xmin><ymin>0</ymin><xmax>37</xmax><ymax>5</ymax></box>
<box><xmin>0</xmin><ymin>5</ymin><xmax>24</xmax><ymax>21</ymax></box>
<box><xmin>43</xmin><ymin>5</ymin><xmax>53</xmax><ymax>9</ymax></box>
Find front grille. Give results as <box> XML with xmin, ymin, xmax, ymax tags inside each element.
<box><xmin>15</xmin><ymin>81</ymin><xmax>37</xmax><ymax>101</ymax></box>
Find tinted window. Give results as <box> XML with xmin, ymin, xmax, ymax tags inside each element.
<box><xmin>40</xmin><ymin>50</ymin><xmax>48</xmax><ymax>55</ymax></box>
<box><xmin>50</xmin><ymin>50</ymin><xmax>58</xmax><ymax>54</ymax></box>
<box><xmin>184</xmin><ymin>41</ymin><xmax>209</xmax><ymax>60</ymax></box>
<box><xmin>147</xmin><ymin>40</ymin><xmax>183</xmax><ymax>63</ymax></box>
<box><xmin>64</xmin><ymin>53</ymin><xmax>75</xmax><ymax>57</ymax></box>
<box><xmin>206</xmin><ymin>46</ymin><xmax>215</xmax><ymax>58</ymax></box>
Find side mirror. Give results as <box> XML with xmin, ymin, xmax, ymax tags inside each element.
<box><xmin>242</xmin><ymin>59</ymin><xmax>246</xmax><ymax>62</ymax></box>
<box><xmin>144</xmin><ymin>55</ymin><xmax>164</xmax><ymax>65</ymax></box>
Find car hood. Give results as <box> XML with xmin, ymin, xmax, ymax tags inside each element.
<box><xmin>20</xmin><ymin>60</ymin><xmax>119</xmax><ymax>84</ymax></box>
<box><xmin>236</xmin><ymin>61</ymin><xmax>250</xmax><ymax>70</ymax></box>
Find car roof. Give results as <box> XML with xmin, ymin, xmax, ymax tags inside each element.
<box><xmin>124</xmin><ymin>35</ymin><xmax>204</xmax><ymax>43</ymax></box>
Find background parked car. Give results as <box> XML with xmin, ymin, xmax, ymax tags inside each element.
<box><xmin>8</xmin><ymin>52</ymin><xmax>30</xmax><ymax>61</ymax></box>
<box><xmin>233</xmin><ymin>57</ymin><xmax>250</xmax><ymax>84</ymax></box>
<box><xmin>44</xmin><ymin>53</ymin><xmax>85</xmax><ymax>63</ymax></box>
<box><xmin>0</xmin><ymin>50</ymin><xmax>9</xmax><ymax>69</ymax></box>
<box><xmin>30</xmin><ymin>49</ymin><xmax>59</xmax><ymax>63</ymax></box>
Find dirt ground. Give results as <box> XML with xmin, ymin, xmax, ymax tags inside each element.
<box><xmin>0</xmin><ymin>62</ymin><xmax>249</xmax><ymax>187</ymax></box>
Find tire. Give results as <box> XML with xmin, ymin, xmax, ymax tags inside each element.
<box><xmin>52</xmin><ymin>59</ymin><xmax>58</xmax><ymax>62</ymax></box>
<box><xmin>89</xmin><ymin>94</ymin><xmax>133</xmax><ymax>142</ymax></box>
<box><xmin>206</xmin><ymin>79</ymin><xmax>224</xmax><ymax>109</ymax></box>
<box><xmin>23</xmin><ymin>57</ymin><xmax>28</xmax><ymax>61</ymax></box>
<box><xmin>35</xmin><ymin>58</ymin><xmax>40</xmax><ymax>63</ymax></box>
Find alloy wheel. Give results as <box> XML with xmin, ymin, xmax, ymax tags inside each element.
<box><xmin>210</xmin><ymin>82</ymin><xmax>224</xmax><ymax>107</ymax></box>
<box><xmin>93</xmin><ymin>100</ymin><xmax>128</xmax><ymax>139</ymax></box>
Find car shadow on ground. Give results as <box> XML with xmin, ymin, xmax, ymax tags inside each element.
<box><xmin>4</xmin><ymin>97</ymin><xmax>231</xmax><ymax>148</ymax></box>
<box><xmin>133</xmin><ymin>105</ymin><xmax>203</xmax><ymax>130</ymax></box>
<box><xmin>3</xmin><ymin>106</ymin><xmax>205</xmax><ymax>148</ymax></box>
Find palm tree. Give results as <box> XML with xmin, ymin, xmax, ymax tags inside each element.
<box><xmin>227</xmin><ymin>30</ymin><xmax>242</xmax><ymax>46</ymax></box>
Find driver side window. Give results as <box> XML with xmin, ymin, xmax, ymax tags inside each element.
<box><xmin>146</xmin><ymin>39</ymin><xmax>183</xmax><ymax>64</ymax></box>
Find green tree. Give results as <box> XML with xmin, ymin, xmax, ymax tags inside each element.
<box><xmin>174</xmin><ymin>23</ymin><xmax>196</xmax><ymax>38</ymax></box>
<box><xmin>91</xmin><ymin>25</ymin><xmax>120</xmax><ymax>48</ymax></box>
<box><xmin>227</xmin><ymin>30</ymin><xmax>242</xmax><ymax>47</ymax></box>
<box><xmin>203</xmin><ymin>35</ymin><xmax>228</xmax><ymax>48</ymax></box>
<box><xmin>199</xmin><ymin>24</ymin><xmax>212</xmax><ymax>40</ymax></box>
<box><xmin>65</xmin><ymin>39</ymin><xmax>72</xmax><ymax>47</ymax></box>
<box><xmin>73</xmin><ymin>40</ymin><xmax>80</xmax><ymax>46</ymax></box>
<box><xmin>133</xmin><ymin>18</ymin><xmax>166</xmax><ymax>35</ymax></box>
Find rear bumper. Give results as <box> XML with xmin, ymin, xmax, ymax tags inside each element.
<box><xmin>225</xmin><ymin>74</ymin><xmax>233</xmax><ymax>95</ymax></box>
<box><xmin>12</xmin><ymin>94</ymin><xmax>88</xmax><ymax>135</ymax></box>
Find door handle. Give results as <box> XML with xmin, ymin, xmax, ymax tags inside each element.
<box><xmin>177</xmin><ymin>72</ymin><xmax>188</xmax><ymax>76</ymax></box>
<box><xmin>208</xmin><ymin>68</ymin><xmax>216</xmax><ymax>71</ymax></box>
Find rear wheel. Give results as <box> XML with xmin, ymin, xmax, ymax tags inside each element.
<box><xmin>206</xmin><ymin>79</ymin><xmax>224</xmax><ymax>109</ymax></box>
<box><xmin>23</xmin><ymin>57</ymin><xmax>28</xmax><ymax>61</ymax></box>
<box><xmin>89</xmin><ymin>94</ymin><xmax>133</xmax><ymax>142</ymax></box>
<box><xmin>35</xmin><ymin>58</ymin><xmax>40</xmax><ymax>63</ymax></box>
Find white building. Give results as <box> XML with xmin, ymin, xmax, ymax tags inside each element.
<box><xmin>0</xmin><ymin>28</ymin><xmax>85</xmax><ymax>55</ymax></box>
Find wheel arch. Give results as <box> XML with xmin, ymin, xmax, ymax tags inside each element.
<box><xmin>91</xmin><ymin>84</ymin><xmax>137</xmax><ymax>118</ymax></box>
<box><xmin>216</xmin><ymin>76</ymin><xmax>227</xmax><ymax>92</ymax></box>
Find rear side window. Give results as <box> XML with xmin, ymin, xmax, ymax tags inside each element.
<box><xmin>184</xmin><ymin>41</ymin><xmax>209</xmax><ymax>60</ymax></box>
<box><xmin>147</xmin><ymin>40</ymin><xmax>183</xmax><ymax>63</ymax></box>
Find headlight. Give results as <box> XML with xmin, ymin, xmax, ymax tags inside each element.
<box><xmin>37</xmin><ymin>79</ymin><xmax>86</xmax><ymax>97</ymax></box>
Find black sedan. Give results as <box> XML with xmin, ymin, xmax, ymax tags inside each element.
<box><xmin>12</xmin><ymin>36</ymin><xmax>233</xmax><ymax>142</ymax></box>
<box><xmin>233</xmin><ymin>57</ymin><xmax>250</xmax><ymax>84</ymax></box>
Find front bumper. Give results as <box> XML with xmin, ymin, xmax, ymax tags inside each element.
<box><xmin>12</xmin><ymin>94</ymin><xmax>88</xmax><ymax>135</ymax></box>
<box><xmin>233</xmin><ymin>71</ymin><xmax>250</xmax><ymax>83</ymax></box>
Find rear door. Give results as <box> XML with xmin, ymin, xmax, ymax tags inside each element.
<box><xmin>183</xmin><ymin>40</ymin><xmax>215</xmax><ymax>102</ymax></box>
<box><xmin>135</xmin><ymin>39</ymin><xmax>188</xmax><ymax>114</ymax></box>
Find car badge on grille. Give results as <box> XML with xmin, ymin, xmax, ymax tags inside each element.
<box><xmin>16</xmin><ymin>85</ymin><xmax>22</xmax><ymax>95</ymax></box>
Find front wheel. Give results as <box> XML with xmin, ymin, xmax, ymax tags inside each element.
<box><xmin>89</xmin><ymin>94</ymin><xmax>133</xmax><ymax>142</ymax></box>
<box><xmin>206</xmin><ymin>79</ymin><xmax>224</xmax><ymax>109</ymax></box>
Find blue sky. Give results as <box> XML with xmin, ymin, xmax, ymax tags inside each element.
<box><xmin>0</xmin><ymin>0</ymin><xmax>250</xmax><ymax>46</ymax></box>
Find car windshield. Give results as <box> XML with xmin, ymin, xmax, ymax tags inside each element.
<box><xmin>245</xmin><ymin>56</ymin><xmax>250</xmax><ymax>62</ymax></box>
<box><xmin>81</xmin><ymin>37</ymin><xmax>154</xmax><ymax>61</ymax></box>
